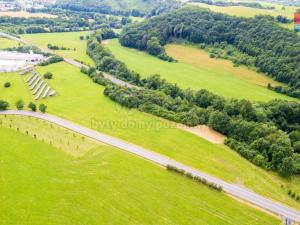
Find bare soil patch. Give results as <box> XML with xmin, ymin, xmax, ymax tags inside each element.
<box><xmin>178</xmin><ymin>124</ymin><xmax>225</xmax><ymax>144</ymax></box>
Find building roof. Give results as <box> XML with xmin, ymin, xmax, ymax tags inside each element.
<box><xmin>0</xmin><ymin>51</ymin><xmax>44</xmax><ymax>60</ymax></box>
<box><xmin>295</xmin><ymin>12</ymin><xmax>300</xmax><ymax>24</ymax></box>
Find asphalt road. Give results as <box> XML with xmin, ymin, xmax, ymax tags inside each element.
<box><xmin>63</xmin><ymin>58</ymin><xmax>135</xmax><ymax>88</ymax></box>
<box><xmin>1</xmin><ymin>110</ymin><xmax>300</xmax><ymax>223</ymax></box>
<box><xmin>0</xmin><ymin>31</ymin><xmax>31</xmax><ymax>45</ymax></box>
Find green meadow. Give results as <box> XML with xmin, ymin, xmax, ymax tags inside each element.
<box><xmin>0</xmin><ymin>126</ymin><xmax>280</xmax><ymax>224</ymax></box>
<box><xmin>0</xmin><ymin>37</ymin><xmax>22</xmax><ymax>49</ymax></box>
<box><xmin>105</xmin><ymin>39</ymin><xmax>294</xmax><ymax>101</ymax></box>
<box><xmin>1</xmin><ymin>62</ymin><xmax>300</xmax><ymax>210</ymax></box>
<box><xmin>22</xmin><ymin>31</ymin><xmax>94</xmax><ymax>65</ymax></box>
<box><xmin>18</xmin><ymin>27</ymin><xmax>295</xmax><ymax>101</ymax></box>
<box><xmin>0</xmin><ymin>115</ymin><xmax>100</xmax><ymax>157</ymax></box>
<box><xmin>189</xmin><ymin>2</ymin><xmax>297</xmax><ymax>19</ymax></box>
<box><xmin>0</xmin><ymin>72</ymin><xmax>32</xmax><ymax>103</ymax></box>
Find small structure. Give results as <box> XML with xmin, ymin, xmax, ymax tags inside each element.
<box><xmin>20</xmin><ymin>65</ymin><xmax>34</xmax><ymax>75</ymax></box>
<box><xmin>0</xmin><ymin>51</ymin><xmax>44</xmax><ymax>72</ymax></box>
<box><xmin>26</xmin><ymin>72</ymin><xmax>57</xmax><ymax>100</ymax></box>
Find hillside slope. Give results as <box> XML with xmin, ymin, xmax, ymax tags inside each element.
<box><xmin>0</xmin><ymin>125</ymin><xmax>280</xmax><ymax>225</ymax></box>
<box><xmin>55</xmin><ymin>0</ymin><xmax>181</xmax><ymax>16</ymax></box>
<box><xmin>120</xmin><ymin>6</ymin><xmax>300</xmax><ymax>98</ymax></box>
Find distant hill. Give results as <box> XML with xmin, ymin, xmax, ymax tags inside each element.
<box><xmin>54</xmin><ymin>0</ymin><xmax>181</xmax><ymax>16</ymax></box>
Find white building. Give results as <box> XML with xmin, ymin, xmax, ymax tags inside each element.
<box><xmin>0</xmin><ymin>51</ymin><xmax>44</xmax><ymax>72</ymax></box>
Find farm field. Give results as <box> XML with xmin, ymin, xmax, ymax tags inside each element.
<box><xmin>1</xmin><ymin>62</ymin><xmax>300</xmax><ymax>210</ymax></box>
<box><xmin>189</xmin><ymin>2</ymin><xmax>297</xmax><ymax>19</ymax></box>
<box><xmin>22</xmin><ymin>31</ymin><xmax>94</xmax><ymax>65</ymax></box>
<box><xmin>0</xmin><ymin>37</ymin><xmax>21</xmax><ymax>49</ymax></box>
<box><xmin>0</xmin><ymin>11</ymin><xmax>56</xmax><ymax>18</ymax></box>
<box><xmin>0</xmin><ymin>126</ymin><xmax>280</xmax><ymax>225</ymax></box>
<box><xmin>105</xmin><ymin>39</ymin><xmax>294</xmax><ymax>101</ymax></box>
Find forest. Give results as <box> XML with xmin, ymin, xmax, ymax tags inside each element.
<box><xmin>119</xmin><ymin>7</ymin><xmax>300</xmax><ymax>98</ymax></box>
<box><xmin>0</xmin><ymin>11</ymin><xmax>126</xmax><ymax>34</ymax></box>
<box><xmin>53</xmin><ymin>0</ymin><xmax>181</xmax><ymax>17</ymax></box>
<box><xmin>86</xmin><ymin>33</ymin><xmax>300</xmax><ymax>177</ymax></box>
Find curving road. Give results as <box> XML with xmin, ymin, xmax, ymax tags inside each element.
<box><xmin>0</xmin><ymin>31</ymin><xmax>135</xmax><ymax>88</ymax></box>
<box><xmin>1</xmin><ymin>30</ymin><xmax>300</xmax><ymax>224</ymax></box>
<box><xmin>1</xmin><ymin>110</ymin><xmax>300</xmax><ymax>223</ymax></box>
<box><xmin>0</xmin><ymin>31</ymin><xmax>31</xmax><ymax>45</ymax></box>
<box><xmin>63</xmin><ymin>58</ymin><xmax>135</xmax><ymax>88</ymax></box>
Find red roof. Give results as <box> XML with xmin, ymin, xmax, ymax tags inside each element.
<box><xmin>295</xmin><ymin>13</ymin><xmax>300</xmax><ymax>24</ymax></box>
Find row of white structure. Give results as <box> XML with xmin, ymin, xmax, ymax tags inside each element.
<box><xmin>26</xmin><ymin>73</ymin><xmax>56</xmax><ymax>100</ymax></box>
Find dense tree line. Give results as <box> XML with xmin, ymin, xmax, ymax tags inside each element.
<box><xmin>86</xmin><ymin>35</ymin><xmax>300</xmax><ymax>176</ymax></box>
<box><xmin>39</xmin><ymin>55</ymin><xmax>64</xmax><ymax>66</ymax></box>
<box><xmin>0</xmin><ymin>12</ymin><xmax>124</xmax><ymax>34</ymax></box>
<box><xmin>103</xmin><ymin>82</ymin><xmax>300</xmax><ymax>177</ymax></box>
<box><xmin>87</xmin><ymin>35</ymin><xmax>142</xmax><ymax>85</ymax></box>
<box><xmin>93</xmin><ymin>28</ymin><xmax>118</xmax><ymax>42</ymax></box>
<box><xmin>47</xmin><ymin>44</ymin><xmax>71</xmax><ymax>50</ymax></box>
<box><xmin>119</xmin><ymin>7</ymin><xmax>300</xmax><ymax>98</ymax></box>
<box><xmin>3</xmin><ymin>45</ymin><xmax>45</xmax><ymax>55</ymax></box>
<box><xmin>53</xmin><ymin>0</ymin><xmax>181</xmax><ymax>17</ymax></box>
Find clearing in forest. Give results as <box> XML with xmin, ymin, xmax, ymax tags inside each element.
<box><xmin>105</xmin><ymin>39</ymin><xmax>294</xmax><ymax>101</ymax></box>
<box><xmin>22</xmin><ymin>31</ymin><xmax>94</xmax><ymax>65</ymax></box>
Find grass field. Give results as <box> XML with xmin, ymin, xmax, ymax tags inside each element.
<box><xmin>165</xmin><ymin>44</ymin><xmax>282</xmax><ymax>87</ymax></box>
<box><xmin>0</xmin><ymin>125</ymin><xmax>280</xmax><ymax>224</ymax></box>
<box><xmin>19</xmin><ymin>31</ymin><xmax>295</xmax><ymax>101</ymax></box>
<box><xmin>1</xmin><ymin>62</ymin><xmax>300</xmax><ymax>210</ymax></box>
<box><xmin>22</xmin><ymin>32</ymin><xmax>94</xmax><ymax>65</ymax></box>
<box><xmin>0</xmin><ymin>72</ymin><xmax>32</xmax><ymax>103</ymax></box>
<box><xmin>0</xmin><ymin>37</ymin><xmax>22</xmax><ymax>49</ymax></box>
<box><xmin>0</xmin><ymin>115</ymin><xmax>100</xmax><ymax>157</ymax></box>
<box><xmin>189</xmin><ymin>2</ymin><xmax>297</xmax><ymax>19</ymax></box>
<box><xmin>105</xmin><ymin>39</ymin><xmax>294</xmax><ymax>101</ymax></box>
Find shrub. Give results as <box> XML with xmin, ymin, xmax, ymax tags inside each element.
<box><xmin>28</xmin><ymin>102</ymin><xmax>37</xmax><ymax>112</ymax></box>
<box><xmin>291</xmin><ymin>192</ymin><xmax>296</xmax><ymax>198</ymax></box>
<box><xmin>0</xmin><ymin>100</ymin><xmax>9</xmax><ymax>110</ymax></box>
<box><xmin>39</xmin><ymin>104</ymin><xmax>47</xmax><ymax>113</ymax></box>
<box><xmin>166</xmin><ymin>164</ymin><xmax>222</xmax><ymax>192</ymax></box>
<box><xmin>15</xmin><ymin>99</ymin><xmax>24</xmax><ymax>110</ymax></box>
<box><xmin>4</xmin><ymin>82</ymin><xmax>11</xmax><ymax>88</ymax></box>
<box><xmin>43</xmin><ymin>72</ymin><xmax>53</xmax><ymax>79</ymax></box>
<box><xmin>40</xmin><ymin>55</ymin><xmax>63</xmax><ymax>66</ymax></box>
